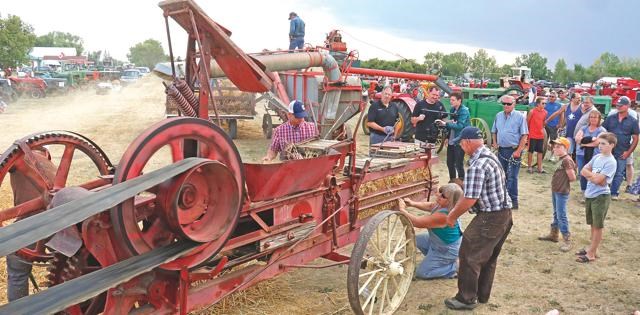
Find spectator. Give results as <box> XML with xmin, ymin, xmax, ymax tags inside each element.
<box><xmin>572</xmin><ymin>95</ymin><xmax>599</xmax><ymax>141</ymax></box>
<box><xmin>412</xmin><ymin>86</ymin><xmax>447</xmax><ymax>145</ymax></box>
<box><xmin>575</xmin><ymin>111</ymin><xmax>606</xmax><ymax>200</ymax></box>
<box><xmin>262</xmin><ymin>100</ymin><xmax>318</xmax><ymax>161</ymax></box>
<box><xmin>557</xmin><ymin>89</ymin><xmax>569</xmax><ymax>104</ymax></box>
<box><xmin>607</xmin><ymin>103</ymin><xmax>638</xmax><ymax>193</ymax></box>
<box><xmin>547</xmin><ymin>92</ymin><xmax>584</xmax><ymax>156</ymax></box>
<box><xmin>288</xmin><ymin>12</ymin><xmax>305</xmax><ymax>51</ymax></box>
<box><xmin>577</xmin><ymin>132</ymin><xmax>617</xmax><ymax>263</ymax></box>
<box><xmin>601</xmin><ymin>96</ymin><xmax>639</xmax><ymax>200</ymax></box>
<box><xmin>544</xmin><ymin>91</ymin><xmax>563</xmax><ymax>142</ymax></box>
<box><xmin>397</xmin><ymin>183</ymin><xmax>463</xmax><ymax>279</ymax></box>
<box><xmin>444</xmin><ymin>126</ymin><xmax>513</xmax><ymax>310</ymax></box>
<box><xmin>491</xmin><ymin>95</ymin><xmax>529</xmax><ymax>209</ymax></box>
<box><xmin>527</xmin><ymin>97</ymin><xmax>548</xmax><ymax>174</ymax></box>
<box><xmin>436</xmin><ymin>92</ymin><xmax>470</xmax><ymax>181</ymax></box>
<box><xmin>538</xmin><ymin>137</ymin><xmax>577</xmax><ymax>252</ymax></box>
<box><xmin>366</xmin><ymin>86</ymin><xmax>398</xmax><ymax>145</ymax></box>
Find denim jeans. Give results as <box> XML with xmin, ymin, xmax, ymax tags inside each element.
<box><xmin>551</xmin><ymin>192</ymin><xmax>570</xmax><ymax>235</ymax></box>
<box><xmin>498</xmin><ymin>147</ymin><xmax>521</xmax><ymax>207</ymax></box>
<box><xmin>415</xmin><ymin>232</ymin><xmax>460</xmax><ymax>279</ymax></box>
<box><xmin>6</xmin><ymin>253</ymin><xmax>32</xmax><ymax>301</ymax></box>
<box><xmin>610</xmin><ymin>158</ymin><xmax>627</xmax><ymax>196</ymax></box>
<box><xmin>576</xmin><ymin>154</ymin><xmax>587</xmax><ymax>192</ymax></box>
<box><xmin>447</xmin><ymin>144</ymin><xmax>465</xmax><ymax>180</ymax></box>
<box><xmin>289</xmin><ymin>37</ymin><xmax>304</xmax><ymax>51</ymax></box>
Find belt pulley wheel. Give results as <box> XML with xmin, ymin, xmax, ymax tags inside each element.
<box><xmin>0</xmin><ymin>131</ymin><xmax>112</xmax><ymax>262</ymax></box>
<box><xmin>110</xmin><ymin>117</ymin><xmax>244</xmax><ymax>270</ymax></box>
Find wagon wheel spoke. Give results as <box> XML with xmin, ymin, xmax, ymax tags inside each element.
<box><xmin>53</xmin><ymin>144</ymin><xmax>76</xmax><ymax>189</ymax></box>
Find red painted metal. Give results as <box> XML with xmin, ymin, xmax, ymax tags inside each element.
<box><xmin>243</xmin><ymin>153</ymin><xmax>341</xmax><ymax>202</ymax></box>
<box><xmin>346</xmin><ymin>67</ymin><xmax>440</xmax><ymax>82</ymax></box>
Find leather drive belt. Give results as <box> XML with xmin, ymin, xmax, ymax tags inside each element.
<box><xmin>0</xmin><ymin>157</ymin><xmax>207</xmax><ymax>258</ymax></box>
<box><xmin>0</xmin><ymin>241</ymin><xmax>199</xmax><ymax>315</ymax></box>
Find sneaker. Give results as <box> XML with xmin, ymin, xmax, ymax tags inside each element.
<box><xmin>444</xmin><ymin>297</ymin><xmax>478</xmax><ymax>310</ymax></box>
<box><xmin>611</xmin><ymin>195</ymin><xmax>619</xmax><ymax>201</ymax></box>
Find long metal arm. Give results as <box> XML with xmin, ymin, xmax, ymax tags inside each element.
<box><xmin>345</xmin><ymin>67</ymin><xmax>453</xmax><ymax>95</ymax></box>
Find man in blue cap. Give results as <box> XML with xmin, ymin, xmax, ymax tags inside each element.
<box><xmin>262</xmin><ymin>100</ymin><xmax>318</xmax><ymax>161</ymax></box>
<box><xmin>444</xmin><ymin>126</ymin><xmax>513</xmax><ymax>310</ymax></box>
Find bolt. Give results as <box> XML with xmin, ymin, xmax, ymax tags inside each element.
<box><xmin>287</xmin><ymin>232</ymin><xmax>295</xmax><ymax>240</ymax></box>
<box><xmin>263</xmin><ymin>241</ymin><xmax>271</xmax><ymax>249</ymax></box>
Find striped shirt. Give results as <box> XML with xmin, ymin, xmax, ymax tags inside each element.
<box><xmin>269</xmin><ymin>121</ymin><xmax>318</xmax><ymax>159</ymax></box>
<box><xmin>464</xmin><ymin>146</ymin><xmax>512</xmax><ymax>213</ymax></box>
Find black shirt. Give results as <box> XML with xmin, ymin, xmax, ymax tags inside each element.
<box><xmin>367</xmin><ymin>100</ymin><xmax>399</xmax><ymax>135</ymax></box>
<box><xmin>412</xmin><ymin>100</ymin><xmax>447</xmax><ymax>142</ymax></box>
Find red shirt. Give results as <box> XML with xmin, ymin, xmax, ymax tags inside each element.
<box><xmin>528</xmin><ymin>107</ymin><xmax>547</xmax><ymax>139</ymax></box>
<box><xmin>269</xmin><ymin>121</ymin><xmax>318</xmax><ymax>159</ymax></box>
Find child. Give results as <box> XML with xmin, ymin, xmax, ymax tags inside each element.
<box><xmin>538</xmin><ymin>137</ymin><xmax>576</xmax><ymax>251</ymax></box>
<box><xmin>576</xmin><ymin>132</ymin><xmax>617</xmax><ymax>263</ymax></box>
<box><xmin>527</xmin><ymin>97</ymin><xmax>548</xmax><ymax>173</ymax></box>
<box><xmin>397</xmin><ymin>183</ymin><xmax>463</xmax><ymax>279</ymax></box>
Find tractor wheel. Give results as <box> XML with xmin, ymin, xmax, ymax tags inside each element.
<box><xmin>394</xmin><ymin>100</ymin><xmax>414</xmax><ymax>142</ymax></box>
<box><xmin>347</xmin><ymin>210</ymin><xmax>416</xmax><ymax>315</ymax></box>
<box><xmin>262</xmin><ymin>113</ymin><xmax>273</xmax><ymax>139</ymax></box>
<box><xmin>470</xmin><ymin>117</ymin><xmax>492</xmax><ymax>147</ymax></box>
<box><xmin>362</xmin><ymin>115</ymin><xmax>370</xmax><ymax>135</ymax></box>
<box><xmin>228</xmin><ymin>118</ymin><xmax>238</xmax><ymax>139</ymax></box>
<box><xmin>503</xmin><ymin>86</ymin><xmax>527</xmax><ymax>104</ymax></box>
<box><xmin>30</xmin><ymin>88</ymin><xmax>45</xmax><ymax>99</ymax></box>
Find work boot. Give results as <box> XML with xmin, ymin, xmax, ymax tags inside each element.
<box><xmin>538</xmin><ymin>227</ymin><xmax>559</xmax><ymax>242</ymax></box>
<box><xmin>560</xmin><ymin>234</ymin><xmax>572</xmax><ymax>252</ymax></box>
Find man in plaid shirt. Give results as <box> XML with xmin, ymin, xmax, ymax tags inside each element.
<box><xmin>444</xmin><ymin>126</ymin><xmax>513</xmax><ymax>311</ymax></box>
<box><xmin>262</xmin><ymin>100</ymin><xmax>318</xmax><ymax>161</ymax></box>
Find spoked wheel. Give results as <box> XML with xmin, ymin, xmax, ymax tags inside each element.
<box><xmin>435</xmin><ymin>127</ymin><xmax>448</xmax><ymax>154</ymax></box>
<box><xmin>362</xmin><ymin>115</ymin><xmax>370</xmax><ymax>135</ymax></box>
<box><xmin>110</xmin><ymin>117</ymin><xmax>244</xmax><ymax>270</ymax></box>
<box><xmin>348</xmin><ymin>210</ymin><xmax>416</xmax><ymax>315</ymax></box>
<box><xmin>262</xmin><ymin>113</ymin><xmax>273</xmax><ymax>139</ymax></box>
<box><xmin>470</xmin><ymin>117</ymin><xmax>492</xmax><ymax>147</ymax></box>
<box><xmin>0</xmin><ymin>131</ymin><xmax>112</xmax><ymax>262</ymax></box>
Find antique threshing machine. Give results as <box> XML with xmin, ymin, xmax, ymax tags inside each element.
<box><xmin>0</xmin><ymin>1</ymin><xmax>437</xmax><ymax>314</ymax></box>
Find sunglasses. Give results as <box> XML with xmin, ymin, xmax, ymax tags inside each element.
<box><xmin>502</xmin><ymin>102</ymin><xmax>514</xmax><ymax>106</ymax></box>
<box><xmin>437</xmin><ymin>190</ymin><xmax>447</xmax><ymax>199</ymax></box>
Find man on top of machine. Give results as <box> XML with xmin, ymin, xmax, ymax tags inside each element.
<box><xmin>262</xmin><ymin>100</ymin><xmax>318</xmax><ymax>162</ymax></box>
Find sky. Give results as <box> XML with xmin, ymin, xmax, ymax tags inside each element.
<box><xmin>2</xmin><ymin>0</ymin><xmax>639</xmax><ymax>68</ymax></box>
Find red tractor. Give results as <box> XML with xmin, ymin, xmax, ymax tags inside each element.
<box><xmin>8</xmin><ymin>76</ymin><xmax>47</xmax><ymax>98</ymax></box>
<box><xmin>571</xmin><ymin>78</ymin><xmax>640</xmax><ymax>106</ymax></box>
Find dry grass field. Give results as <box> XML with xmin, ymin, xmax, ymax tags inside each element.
<box><xmin>0</xmin><ymin>75</ymin><xmax>638</xmax><ymax>314</ymax></box>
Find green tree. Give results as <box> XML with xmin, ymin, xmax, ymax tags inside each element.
<box><xmin>514</xmin><ymin>52</ymin><xmax>550</xmax><ymax>80</ymax></box>
<box><xmin>35</xmin><ymin>31</ymin><xmax>84</xmax><ymax>55</ymax></box>
<box><xmin>441</xmin><ymin>52</ymin><xmax>470</xmax><ymax>77</ymax></box>
<box><xmin>127</xmin><ymin>39</ymin><xmax>167</xmax><ymax>68</ymax></box>
<box><xmin>423</xmin><ymin>52</ymin><xmax>444</xmax><ymax>74</ymax></box>
<box><xmin>470</xmin><ymin>49</ymin><xmax>497</xmax><ymax>80</ymax></box>
<box><xmin>0</xmin><ymin>15</ymin><xmax>36</xmax><ymax>69</ymax></box>
<box><xmin>86</xmin><ymin>50</ymin><xmax>102</xmax><ymax>64</ymax></box>
<box><xmin>589</xmin><ymin>52</ymin><xmax>621</xmax><ymax>78</ymax></box>
<box><xmin>573</xmin><ymin>64</ymin><xmax>587</xmax><ymax>83</ymax></box>
<box><xmin>553</xmin><ymin>58</ymin><xmax>570</xmax><ymax>84</ymax></box>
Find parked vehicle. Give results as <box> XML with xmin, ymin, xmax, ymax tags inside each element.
<box><xmin>33</xmin><ymin>72</ymin><xmax>69</xmax><ymax>94</ymax></box>
<box><xmin>8</xmin><ymin>77</ymin><xmax>47</xmax><ymax>98</ymax></box>
<box><xmin>120</xmin><ymin>69</ymin><xmax>141</xmax><ymax>86</ymax></box>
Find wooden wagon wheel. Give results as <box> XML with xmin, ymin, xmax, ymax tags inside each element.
<box><xmin>435</xmin><ymin>126</ymin><xmax>448</xmax><ymax>154</ymax></box>
<box><xmin>470</xmin><ymin>117</ymin><xmax>492</xmax><ymax>147</ymax></box>
<box><xmin>347</xmin><ymin>210</ymin><xmax>416</xmax><ymax>315</ymax></box>
<box><xmin>362</xmin><ymin>114</ymin><xmax>370</xmax><ymax>135</ymax></box>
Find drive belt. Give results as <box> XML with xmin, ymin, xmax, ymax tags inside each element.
<box><xmin>0</xmin><ymin>157</ymin><xmax>207</xmax><ymax>258</ymax></box>
<box><xmin>0</xmin><ymin>241</ymin><xmax>199</xmax><ymax>315</ymax></box>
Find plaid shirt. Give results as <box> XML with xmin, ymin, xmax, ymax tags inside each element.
<box><xmin>464</xmin><ymin>146</ymin><xmax>512</xmax><ymax>213</ymax></box>
<box><xmin>269</xmin><ymin>121</ymin><xmax>318</xmax><ymax>159</ymax></box>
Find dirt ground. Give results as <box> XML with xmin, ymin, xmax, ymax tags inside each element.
<box><xmin>0</xmin><ymin>75</ymin><xmax>638</xmax><ymax>314</ymax></box>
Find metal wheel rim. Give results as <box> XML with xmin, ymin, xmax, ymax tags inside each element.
<box><xmin>347</xmin><ymin>210</ymin><xmax>416</xmax><ymax>315</ymax></box>
<box><xmin>470</xmin><ymin>117</ymin><xmax>492</xmax><ymax>147</ymax></box>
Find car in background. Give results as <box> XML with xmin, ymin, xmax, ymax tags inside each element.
<box><xmin>33</xmin><ymin>72</ymin><xmax>68</xmax><ymax>94</ymax></box>
<box><xmin>120</xmin><ymin>69</ymin><xmax>142</xmax><ymax>86</ymax></box>
<box><xmin>136</xmin><ymin>67</ymin><xmax>150</xmax><ymax>76</ymax></box>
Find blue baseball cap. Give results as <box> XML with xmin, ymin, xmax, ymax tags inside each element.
<box><xmin>453</xmin><ymin>126</ymin><xmax>483</xmax><ymax>143</ymax></box>
<box><xmin>616</xmin><ymin>96</ymin><xmax>631</xmax><ymax>106</ymax></box>
<box><xmin>288</xmin><ymin>100</ymin><xmax>307</xmax><ymax>118</ymax></box>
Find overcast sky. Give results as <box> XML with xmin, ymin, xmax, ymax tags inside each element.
<box><xmin>2</xmin><ymin>0</ymin><xmax>638</xmax><ymax>67</ymax></box>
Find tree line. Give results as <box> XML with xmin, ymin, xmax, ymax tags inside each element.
<box><xmin>360</xmin><ymin>49</ymin><xmax>640</xmax><ymax>84</ymax></box>
<box><xmin>0</xmin><ymin>14</ymin><xmax>168</xmax><ymax>70</ymax></box>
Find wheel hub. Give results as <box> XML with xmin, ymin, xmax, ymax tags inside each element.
<box><xmin>386</xmin><ymin>261</ymin><xmax>404</xmax><ymax>277</ymax></box>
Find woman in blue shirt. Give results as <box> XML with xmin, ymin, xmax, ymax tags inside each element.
<box><xmin>398</xmin><ymin>183</ymin><xmax>463</xmax><ymax>279</ymax></box>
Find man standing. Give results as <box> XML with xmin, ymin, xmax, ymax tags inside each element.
<box><xmin>412</xmin><ymin>86</ymin><xmax>447</xmax><ymax>145</ymax></box>
<box><xmin>544</xmin><ymin>92</ymin><xmax>562</xmax><ymax>141</ymax></box>
<box><xmin>602</xmin><ymin>96</ymin><xmax>639</xmax><ymax>200</ymax></box>
<box><xmin>366</xmin><ymin>86</ymin><xmax>398</xmax><ymax>145</ymax></box>
<box><xmin>491</xmin><ymin>95</ymin><xmax>528</xmax><ymax>209</ymax></box>
<box><xmin>436</xmin><ymin>92</ymin><xmax>470</xmax><ymax>181</ymax></box>
<box><xmin>262</xmin><ymin>100</ymin><xmax>318</xmax><ymax>161</ymax></box>
<box><xmin>288</xmin><ymin>12</ymin><xmax>305</xmax><ymax>51</ymax></box>
<box><xmin>547</xmin><ymin>92</ymin><xmax>584</xmax><ymax>156</ymax></box>
<box><xmin>558</xmin><ymin>90</ymin><xmax>569</xmax><ymax>104</ymax></box>
<box><xmin>444</xmin><ymin>126</ymin><xmax>513</xmax><ymax>310</ymax></box>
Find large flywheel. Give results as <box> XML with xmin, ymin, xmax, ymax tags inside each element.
<box><xmin>110</xmin><ymin>117</ymin><xmax>244</xmax><ymax>270</ymax></box>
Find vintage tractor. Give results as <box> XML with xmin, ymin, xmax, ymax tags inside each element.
<box><xmin>499</xmin><ymin>66</ymin><xmax>533</xmax><ymax>96</ymax></box>
<box><xmin>0</xmin><ymin>1</ymin><xmax>437</xmax><ymax>314</ymax></box>
<box><xmin>8</xmin><ymin>76</ymin><xmax>48</xmax><ymax>98</ymax></box>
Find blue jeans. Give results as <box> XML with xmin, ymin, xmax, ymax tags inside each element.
<box><xmin>289</xmin><ymin>37</ymin><xmax>304</xmax><ymax>51</ymax></box>
<box><xmin>7</xmin><ymin>253</ymin><xmax>32</xmax><ymax>301</ymax></box>
<box><xmin>551</xmin><ymin>192</ymin><xmax>570</xmax><ymax>235</ymax></box>
<box><xmin>415</xmin><ymin>232</ymin><xmax>460</xmax><ymax>279</ymax></box>
<box><xmin>369</xmin><ymin>132</ymin><xmax>391</xmax><ymax>146</ymax></box>
<box><xmin>498</xmin><ymin>147</ymin><xmax>521</xmax><ymax>207</ymax></box>
<box><xmin>576</xmin><ymin>154</ymin><xmax>587</xmax><ymax>192</ymax></box>
<box><xmin>610</xmin><ymin>158</ymin><xmax>627</xmax><ymax>196</ymax></box>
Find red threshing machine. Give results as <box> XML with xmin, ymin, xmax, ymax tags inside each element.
<box><xmin>0</xmin><ymin>1</ymin><xmax>438</xmax><ymax>314</ymax></box>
